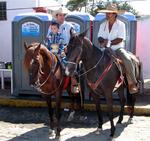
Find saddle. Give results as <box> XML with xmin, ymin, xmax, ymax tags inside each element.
<box><xmin>104</xmin><ymin>48</ymin><xmax>140</xmax><ymax>92</ymax></box>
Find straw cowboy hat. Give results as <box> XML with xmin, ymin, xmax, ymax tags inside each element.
<box><xmin>52</xmin><ymin>7</ymin><xmax>70</xmax><ymax>18</ymax></box>
<box><xmin>98</xmin><ymin>3</ymin><xmax>125</xmax><ymax>14</ymax></box>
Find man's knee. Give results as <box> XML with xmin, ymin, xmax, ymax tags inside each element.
<box><xmin>116</xmin><ymin>48</ymin><xmax>131</xmax><ymax>62</ymax></box>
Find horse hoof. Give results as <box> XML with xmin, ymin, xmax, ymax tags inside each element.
<box><xmin>49</xmin><ymin>129</ymin><xmax>55</xmax><ymax>138</ymax></box>
<box><xmin>95</xmin><ymin>128</ymin><xmax>102</xmax><ymax>134</ymax></box>
<box><xmin>110</xmin><ymin>133</ymin><xmax>114</xmax><ymax>137</ymax></box>
<box><xmin>127</xmin><ymin>118</ymin><xmax>133</xmax><ymax>124</ymax></box>
<box><xmin>110</xmin><ymin>127</ymin><xmax>115</xmax><ymax>137</ymax></box>
<box><xmin>55</xmin><ymin>135</ymin><xmax>60</xmax><ymax>141</ymax></box>
<box><xmin>117</xmin><ymin>120</ymin><xmax>122</xmax><ymax>124</ymax></box>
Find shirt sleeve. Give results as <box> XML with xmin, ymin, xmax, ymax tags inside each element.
<box><xmin>58</xmin><ymin>33</ymin><xmax>64</xmax><ymax>45</ymax></box>
<box><xmin>117</xmin><ymin>22</ymin><xmax>126</xmax><ymax>40</ymax></box>
<box><xmin>97</xmin><ymin>22</ymin><xmax>104</xmax><ymax>38</ymax></box>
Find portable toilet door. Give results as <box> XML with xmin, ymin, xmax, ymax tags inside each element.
<box><xmin>93</xmin><ymin>12</ymin><xmax>137</xmax><ymax>54</ymax></box>
<box><xmin>65</xmin><ymin>12</ymin><xmax>94</xmax><ymax>41</ymax></box>
<box><xmin>12</xmin><ymin>13</ymin><xmax>52</xmax><ymax>96</ymax></box>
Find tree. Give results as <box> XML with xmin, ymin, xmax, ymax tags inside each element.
<box><xmin>66</xmin><ymin>0</ymin><xmax>87</xmax><ymax>11</ymax></box>
<box><xmin>89</xmin><ymin>1</ymin><xmax>139</xmax><ymax>17</ymax></box>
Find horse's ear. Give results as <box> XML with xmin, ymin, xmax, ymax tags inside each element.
<box><xmin>79</xmin><ymin>28</ymin><xmax>89</xmax><ymax>39</ymax></box>
<box><xmin>24</xmin><ymin>42</ymin><xmax>28</xmax><ymax>51</ymax></box>
<box><xmin>34</xmin><ymin>43</ymin><xmax>41</xmax><ymax>56</ymax></box>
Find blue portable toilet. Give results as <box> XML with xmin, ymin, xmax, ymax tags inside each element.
<box><xmin>93</xmin><ymin>12</ymin><xmax>137</xmax><ymax>53</ymax></box>
<box><xmin>65</xmin><ymin>12</ymin><xmax>94</xmax><ymax>41</ymax></box>
<box><xmin>12</xmin><ymin>12</ymin><xmax>52</xmax><ymax>96</ymax></box>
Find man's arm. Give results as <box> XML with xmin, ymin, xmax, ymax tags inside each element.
<box><xmin>111</xmin><ymin>38</ymin><xmax>123</xmax><ymax>45</ymax></box>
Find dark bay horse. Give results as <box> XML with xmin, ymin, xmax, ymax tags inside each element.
<box><xmin>23</xmin><ymin>42</ymin><xmax>84</xmax><ymax>139</ymax></box>
<box><xmin>65</xmin><ymin>31</ymin><xmax>141</xmax><ymax>137</ymax></box>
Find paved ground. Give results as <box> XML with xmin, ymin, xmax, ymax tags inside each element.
<box><xmin>0</xmin><ymin>106</ymin><xmax>149</xmax><ymax>141</ymax></box>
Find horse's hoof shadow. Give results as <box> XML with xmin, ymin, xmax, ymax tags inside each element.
<box><xmin>79</xmin><ymin>115</ymin><xmax>88</xmax><ymax>122</ymax></box>
<box><xmin>67</xmin><ymin>111</ymin><xmax>75</xmax><ymax>122</ymax></box>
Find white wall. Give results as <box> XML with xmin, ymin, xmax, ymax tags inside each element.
<box><xmin>136</xmin><ymin>17</ymin><xmax>150</xmax><ymax>79</ymax></box>
<box><xmin>0</xmin><ymin>0</ymin><xmax>35</xmax><ymax>62</ymax></box>
<box><xmin>0</xmin><ymin>0</ymin><xmax>61</xmax><ymax>63</ymax></box>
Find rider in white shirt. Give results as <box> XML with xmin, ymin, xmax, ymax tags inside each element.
<box><xmin>97</xmin><ymin>4</ymin><xmax>138</xmax><ymax>94</ymax></box>
<box><xmin>98</xmin><ymin>19</ymin><xmax>126</xmax><ymax>51</ymax></box>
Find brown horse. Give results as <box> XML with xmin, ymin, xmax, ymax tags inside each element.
<box><xmin>23</xmin><ymin>42</ymin><xmax>84</xmax><ymax>139</ymax></box>
<box><xmin>65</xmin><ymin>30</ymin><xmax>142</xmax><ymax>137</ymax></box>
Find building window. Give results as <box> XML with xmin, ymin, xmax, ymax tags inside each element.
<box><xmin>0</xmin><ymin>2</ymin><xmax>7</xmax><ymax>20</ymax></box>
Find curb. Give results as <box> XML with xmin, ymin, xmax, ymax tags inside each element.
<box><xmin>0</xmin><ymin>97</ymin><xmax>149</xmax><ymax>115</ymax></box>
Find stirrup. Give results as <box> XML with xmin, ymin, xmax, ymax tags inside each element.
<box><xmin>71</xmin><ymin>85</ymin><xmax>80</xmax><ymax>94</ymax></box>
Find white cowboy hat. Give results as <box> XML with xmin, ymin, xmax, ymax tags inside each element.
<box><xmin>52</xmin><ymin>7</ymin><xmax>70</xmax><ymax>18</ymax></box>
<box><xmin>98</xmin><ymin>3</ymin><xmax>125</xmax><ymax>14</ymax></box>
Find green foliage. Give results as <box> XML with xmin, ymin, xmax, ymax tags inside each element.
<box><xmin>66</xmin><ymin>0</ymin><xmax>87</xmax><ymax>11</ymax></box>
<box><xmin>90</xmin><ymin>1</ymin><xmax>139</xmax><ymax>16</ymax></box>
<box><xmin>66</xmin><ymin>0</ymin><xmax>139</xmax><ymax>17</ymax></box>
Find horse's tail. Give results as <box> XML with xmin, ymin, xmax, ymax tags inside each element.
<box><xmin>138</xmin><ymin>59</ymin><xmax>144</xmax><ymax>94</ymax></box>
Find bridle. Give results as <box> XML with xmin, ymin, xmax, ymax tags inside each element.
<box><xmin>67</xmin><ymin>47</ymin><xmax>105</xmax><ymax>78</ymax></box>
<box><xmin>33</xmin><ymin>52</ymin><xmax>57</xmax><ymax>89</ymax></box>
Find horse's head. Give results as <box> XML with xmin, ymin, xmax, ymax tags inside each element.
<box><xmin>24</xmin><ymin>42</ymin><xmax>44</xmax><ymax>87</ymax></box>
<box><xmin>65</xmin><ymin>30</ymin><xmax>88</xmax><ymax>76</ymax></box>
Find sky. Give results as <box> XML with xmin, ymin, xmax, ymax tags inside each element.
<box><xmin>128</xmin><ymin>0</ymin><xmax>150</xmax><ymax>15</ymax></box>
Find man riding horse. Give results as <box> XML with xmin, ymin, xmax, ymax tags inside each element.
<box><xmin>97</xmin><ymin>3</ymin><xmax>138</xmax><ymax>94</ymax></box>
<box><xmin>46</xmin><ymin>7</ymin><xmax>79</xmax><ymax>93</ymax></box>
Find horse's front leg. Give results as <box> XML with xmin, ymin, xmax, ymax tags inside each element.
<box><xmin>43</xmin><ymin>95</ymin><xmax>55</xmax><ymax>136</ymax></box>
<box><xmin>55</xmin><ymin>90</ymin><xmax>62</xmax><ymax>139</ymax></box>
<box><xmin>91</xmin><ymin>92</ymin><xmax>103</xmax><ymax>133</ymax></box>
<box><xmin>117</xmin><ymin>85</ymin><xmax>126</xmax><ymax>124</ymax></box>
<box><xmin>105</xmin><ymin>92</ymin><xmax>115</xmax><ymax>137</ymax></box>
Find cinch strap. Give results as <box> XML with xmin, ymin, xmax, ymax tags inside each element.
<box><xmin>87</xmin><ymin>63</ymin><xmax>113</xmax><ymax>90</ymax></box>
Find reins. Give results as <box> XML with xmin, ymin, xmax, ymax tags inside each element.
<box><xmin>78</xmin><ymin>50</ymin><xmax>105</xmax><ymax>77</ymax></box>
<box><xmin>35</xmin><ymin>52</ymin><xmax>56</xmax><ymax>89</ymax></box>
<box><xmin>36</xmin><ymin>51</ymin><xmax>64</xmax><ymax>95</ymax></box>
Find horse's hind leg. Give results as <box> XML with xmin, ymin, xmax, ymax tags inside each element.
<box><xmin>117</xmin><ymin>85</ymin><xmax>126</xmax><ymax>124</ymax></box>
<box><xmin>126</xmin><ymin>87</ymin><xmax>136</xmax><ymax>124</ymax></box>
<box><xmin>105</xmin><ymin>93</ymin><xmax>115</xmax><ymax>137</ymax></box>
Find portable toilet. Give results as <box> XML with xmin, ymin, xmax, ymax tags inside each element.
<box><xmin>65</xmin><ymin>12</ymin><xmax>94</xmax><ymax>41</ymax></box>
<box><xmin>93</xmin><ymin>12</ymin><xmax>137</xmax><ymax>53</ymax></box>
<box><xmin>12</xmin><ymin>12</ymin><xmax>52</xmax><ymax>96</ymax></box>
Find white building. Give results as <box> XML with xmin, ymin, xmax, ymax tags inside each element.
<box><xmin>0</xmin><ymin>0</ymin><xmax>60</xmax><ymax>63</ymax></box>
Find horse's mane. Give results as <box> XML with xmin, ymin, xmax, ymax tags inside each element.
<box><xmin>83</xmin><ymin>36</ymin><xmax>103</xmax><ymax>56</ymax></box>
<box><xmin>24</xmin><ymin>43</ymin><xmax>52</xmax><ymax>70</ymax></box>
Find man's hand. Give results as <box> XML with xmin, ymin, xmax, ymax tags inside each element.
<box><xmin>61</xmin><ymin>51</ymin><xmax>66</xmax><ymax>58</ymax></box>
<box><xmin>101</xmin><ymin>39</ymin><xmax>108</xmax><ymax>48</ymax></box>
<box><xmin>64</xmin><ymin>46</ymin><xmax>67</xmax><ymax>53</ymax></box>
<box><xmin>98</xmin><ymin>37</ymin><xmax>108</xmax><ymax>48</ymax></box>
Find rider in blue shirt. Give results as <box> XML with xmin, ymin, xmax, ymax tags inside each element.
<box><xmin>46</xmin><ymin>21</ymin><xmax>67</xmax><ymax>67</ymax></box>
